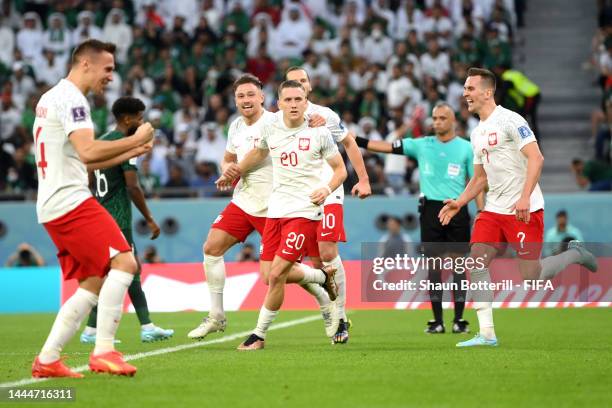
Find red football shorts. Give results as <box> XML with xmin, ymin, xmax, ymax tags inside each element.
<box><xmin>211</xmin><ymin>202</ymin><xmax>267</xmax><ymax>241</ymax></box>
<box><xmin>43</xmin><ymin>197</ymin><xmax>131</xmax><ymax>281</ymax></box>
<box><xmin>260</xmin><ymin>217</ymin><xmax>320</xmax><ymax>262</ymax></box>
<box><xmin>317</xmin><ymin>203</ymin><xmax>347</xmax><ymax>242</ymax></box>
<box><xmin>471</xmin><ymin>209</ymin><xmax>544</xmax><ymax>260</ymax></box>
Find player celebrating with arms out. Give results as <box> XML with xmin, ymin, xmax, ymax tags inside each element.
<box><xmin>285</xmin><ymin>67</ymin><xmax>372</xmax><ymax>343</ymax></box>
<box><xmin>32</xmin><ymin>39</ymin><xmax>154</xmax><ymax>378</ymax></box>
<box><xmin>80</xmin><ymin>96</ymin><xmax>174</xmax><ymax>345</ymax></box>
<box><xmin>217</xmin><ymin>80</ymin><xmax>347</xmax><ymax>350</ymax></box>
<box><xmin>439</xmin><ymin>68</ymin><xmax>598</xmax><ymax>347</ymax></box>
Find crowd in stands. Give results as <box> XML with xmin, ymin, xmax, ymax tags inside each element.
<box><xmin>0</xmin><ymin>0</ymin><xmax>524</xmax><ymax>199</ymax></box>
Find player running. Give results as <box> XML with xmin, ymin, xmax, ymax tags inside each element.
<box><xmin>217</xmin><ymin>80</ymin><xmax>347</xmax><ymax>350</ymax></box>
<box><xmin>284</xmin><ymin>67</ymin><xmax>372</xmax><ymax>344</ymax></box>
<box><xmin>31</xmin><ymin>39</ymin><xmax>153</xmax><ymax>378</ymax></box>
<box><xmin>79</xmin><ymin>96</ymin><xmax>174</xmax><ymax>345</ymax></box>
<box><xmin>188</xmin><ymin>74</ymin><xmax>339</xmax><ymax>341</ymax></box>
<box><xmin>439</xmin><ymin>68</ymin><xmax>598</xmax><ymax>347</ymax></box>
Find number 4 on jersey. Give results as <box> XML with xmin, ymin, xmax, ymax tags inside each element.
<box><xmin>35</xmin><ymin>126</ymin><xmax>48</xmax><ymax>178</ymax></box>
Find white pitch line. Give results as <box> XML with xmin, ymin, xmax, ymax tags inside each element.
<box><xmin>0</xmin><ymin>314</ymin><xmax>322</xmax><ymax>389</ymax></box>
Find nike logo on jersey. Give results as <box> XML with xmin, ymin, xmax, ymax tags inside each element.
<box><xmin>517</xmin><ymin>250</ymin><xmax>530</xmax><ymax>256</ymax></box>
<box><xmin>321</xmin><ymin>232</ymin><xmax>332</xmax><ymax>237</ymax></box>
<box><xmin>281</xmin><ymin>249</ymin><xmax>294</xmax><ymax>255</ymax></box>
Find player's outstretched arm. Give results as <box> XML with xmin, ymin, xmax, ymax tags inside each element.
<box><xmin>439</xmin><ymin>164</ymin><xmax>487</xmax><ymax>225</ymax></box>
<box><xmin>342</xmin><ymin>132</ymin><xmax>372</xmax><ymax>199</ymax></box>
<box><xmin>70</xmin><ymin>122</ymin><xmax>154</xmax><ymax>164</ymax></box>
<box><xmin>311</xmin><ymin>153</ymin><xmax>347</xmax><ymax>205</ymax></box>
<box><xmin>125</xmin><ymin>170</ymin><xmax>160</xmax><ymax>239</ymax></box>
<box><xmin>354</xmin><ymin>136</ymin><xmax>394</xmax><ymax>153</ymax></box>
<box><xmin>512</xmin><ymin>141</ymin><xmax>544</xmax><ymax>223</ymax></box>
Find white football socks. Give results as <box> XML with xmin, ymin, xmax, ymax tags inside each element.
<box><xmin>324</xmin><ymin>255</ymin><xmax>346</xmax><ymax>320</ymax></box>
<box><xmin>253</xmin><ymin>306</ymin><xmax>279</xmax><ymax>339</ymax></box>
<box><xmin>470</xmin><ymin>268</ymin><xmax>496</xmax><ymax>340</ymax></box>
<box><xmin>39</xmin><ymin>288</ymin><xmax>98</xmax><ymax>364</ymax></box>
<box><xmin>204</xmin><ymin>254</ymin><xmax>226</xmax><ymax>320</ymax></box>
<box><xmin>539</xmin><ymin>248</ymin><xmax>581</xmax><ymax>280</ymax></box>
<box><xmin>94</xmin><ymin>269</ymin><xmax>134</xmax><ymax>356</ymax></box>
<box><xmin>297</xmin><ymin>263</ymin><xmax>326</xmax><ymax>285</ymax></box>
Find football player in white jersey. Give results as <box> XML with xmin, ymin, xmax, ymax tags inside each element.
<box><xmin>217</xmin><ymin>80</ymin><xmax>347</xmax><ymax>350</ymax></box>
<box><xmin>285</xmin><ymin>67</ymin><xmax>372</xmax><ymax>344</ymax></box>
<box><xmin>31</xmin><ymin>39</ymin><xmax>154</xmax><ymax>378</ymax></box>
<box><xmin>439</xmin><ymin>68</ymin><xmax>598</xmax><ymax>347</ymax></box>
<box><xmin>188</xmin><ymin>74</ymin><xmax>338</xmax><ymax>341</ymax></box>
<box><xmin>187</xmin><ymin>74</ymin><xmax>275</xmax><ymax>339</ymax></box>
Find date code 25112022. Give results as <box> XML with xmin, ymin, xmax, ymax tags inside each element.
<box><xmin>0</xmin><ymin>387</ymin><xmax>75</xmax><ymax>402</ymax></box>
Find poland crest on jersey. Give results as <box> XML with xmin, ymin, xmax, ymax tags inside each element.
<box><xmin>299</xmin><ymin>137</ymin><xmax>311</xmax><ymax>151</ymax></box>
<box><xmin>488</xmin><ymin>132</ymin><xmax>498</xmax><ymax>146</ymax></box>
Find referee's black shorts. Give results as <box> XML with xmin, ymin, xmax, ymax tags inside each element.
<box><xmin>419</xmin><ymin>197</ymin><xmax>471</xmax><ymax>257</ymax></box>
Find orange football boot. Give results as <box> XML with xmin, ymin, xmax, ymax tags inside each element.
<box><xmin>89</xmin><ymin>351</ymin><xmax>137</xmax><ymax>376</ymax></box>
<box><xmin>32</xmin><ymin>356</ymin><xmax>84</xmax><ymax>378</ymax></box>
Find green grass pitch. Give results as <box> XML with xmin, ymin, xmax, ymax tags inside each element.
<box><xmin>0</xmin><ymin>308</ymin><xmax>611</xmax><ymax>408</ymax></box>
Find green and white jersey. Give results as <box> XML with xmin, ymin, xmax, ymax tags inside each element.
<box><xmin>93</xmin><ymin>130</ymin><xmax>137</xmax><ymax>234</ymax></box>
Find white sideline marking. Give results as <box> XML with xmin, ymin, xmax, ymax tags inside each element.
<box><xmin>0</xmin><ymin>314</ymin><xmax>322</xmax><ymax>388</ymax></box>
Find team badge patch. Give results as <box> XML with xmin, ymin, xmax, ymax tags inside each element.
<box><xmin>518</xmin><ymin>125</ymin><xmax>533</xmax><ymax>139</ymax></box>
<box><xmin>488</xmin><ymin>132</ymin><xmax>498</xmax><ymax>146</ymax></box>
<box><xmin>299</xmin><ymin>137</ymin><xmax>310</xmax><ymax>151</ymax></box>
<box><xmin>72</xmin><ymin>106</ymin><xmax>86</xmax><ymax>122</ymax></box>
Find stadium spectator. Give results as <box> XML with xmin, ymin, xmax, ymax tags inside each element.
<box><xmin>378</xmin><ymin>215</ymin><xmax>414</xmax><ymax>259</ymax></box>
<box><xmin>270</xmin><ymin>5</ymin><xmax>311</xmax><ymax>60</ymax></box>
<box><xmin>43</xmin><ymin>13</ymin><xmax>72</xmax><ymax>67</ymax></box>
<box><xmin>571</xmin><ymin>158</ymin><xmax>612</xmax><ymax>191</ymax></box>
<box><xmin>138</xmin><ymin>157</ymin><xmax>161</xmax><ymax>197</ymax></box>
<box><xmin>142</xmin><ymin>245</ymin><xmax>163</xmax><ymax>264</ymax></box>
<box><xmin>16</xmin><ymin>12</ymin><xmax>43</xmax><ymax>64</ymax></box>
<box><xmin>235</xmin><ymin>242</ymin><xmax>259</xmax><ymax>262</ymax></box>
<box><xmin>9</xmin><ymin>62</ymin><xmax>35</xmax><ymax>110</ymax></box>
<box><xmin>5</xmin><ymin>242</ymin><xmax>44</xmax><ymax>267</ymax></box>
<box><xmin>195</xmin><ymin>123</ymin><xmax>226</xmax><ymax>168</ymax></box>
<box><xmin>0</xmin><ymin>15</ymin><xmax>15</xmax><ymax>67</ymax></box>
<box><xmin>103</xmin><ymin>9</ymin><xmax>132</xmax><ymax>65</ymax></box>
<box><xmin>72</xmin><ymin>11</ymin><xmax>103</xmax><ymax>45</ymax></box>
<box><xmin>6</xmin><ymin>144</ymin><xmax>36</xmax><ymax>192</ymax></box>
<box><xmin>420</xmin><ymin>38</ymin><xmax>450</xmax><ymax>82</ymax></box>
<box><xmin>544</xmin><ymin>210</ymin><xmax>585</xmax><ymax>256</ymax></box>
<box><xmin>363</xmin><ymin>22</ymin><xmax>393</xmax><ymax>65</ymax></box>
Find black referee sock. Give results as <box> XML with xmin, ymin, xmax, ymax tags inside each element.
<box><xmin>453</xmin><ymin>272</ymin><xmax>467</xmax><ymax>322</ymax></box>
<box><xmin>431</xmin><ymin>301</ymin><xmax>443</xmax><ymax>324</ymax></box>
<box><xmin>428</xmin><ymin>268</ymin><xmax>443</xmax><ymax>323</ymax></box>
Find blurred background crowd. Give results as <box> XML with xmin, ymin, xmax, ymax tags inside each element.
<box><xmin>0</xmin><ymin>0</ymin><xmax>543</xmax><ymax>199</ymax></box>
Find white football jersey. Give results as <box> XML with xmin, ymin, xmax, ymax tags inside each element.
<box><xmin>471</xmin><ymin>105</ymin><xmax>544</xmax><ymax>215</ymax></box>
<box><xmin>258</xmin><ymin>119</ymin><xmax>339</xmax><ymax>220</ymax></box>
<box><xmin>226</xmin><ymin>110</ymin><xmax>276</xmax><ymax>217</ymax></box>
<box><xmin>274</xmin><ymin>102</ymin><xmax>348</xmax><ymax>205</ymax></box>
<box><xmin>33</xmin><ymin>79</ymin><xmax>94</xmax><ymax>223</ymax></box>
